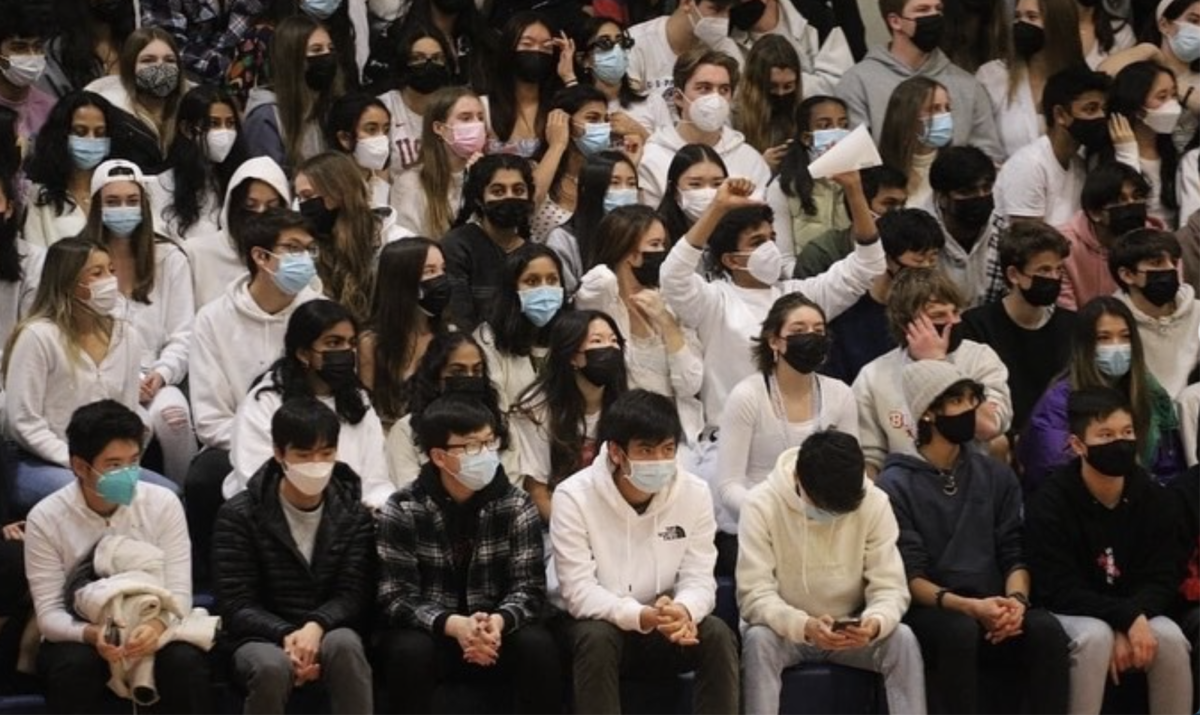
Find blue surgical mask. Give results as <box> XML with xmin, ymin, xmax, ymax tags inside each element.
<box><xmin>455</xmin><ymin>448</ymin><xmax>500</xmax><ymax>491</ymax></box>
<box><xmin>603</xmin><ymin>188</ymin><xmax>639</xmax><ymax>213</ymax></box>
<box><xmin>101</xmin><ymin>206</ymin><xmax>142</xmax><ymax>236</ymax></box>
<box><xmin>269</xmin><ymin>251</ymin><xmax>317</xmax><ymax>295</ymax></box>
<box><xmin>519</xmin><ymin>286</ymin><xmax>564</xmax><ymax>327</ymax></box>
<box><xmin>810</xmin><ymin>127</ymin><xmax>849</xmax><ymax>158</ymax></box>
<box><xmin>1095</xmin><ymin>343</ymin><xmax>1132</xmax><ymax>378</ymax></box>
<box><xmin>1170</xmin><ymin>21</ymin><xmax>1200</xmax><ymax>63</ymax></box>
<box><xmin>300</xmin><ymin>0</ymin><xmax>341</xmax><ymax>19</ymax></box>
<box><xmin>95</xmin><ymin>464</ymin><xmax>139</xmax><ymax>506</ymax></box>
<box><xmin>574</xmin><ymin>122</ymin><xmax>612</xmax><ymax>156</ymax></box>
<box><xmin>921</xmin><ymin>112</ymin><xmax>953</xmax><ymax>148</ymax></box>
<box><xmin>626</xmin><ymin>458</ymin><xmax>676</xmax><ymax>494</ymax></box>
<box><xmin>69</xmin><ymin>136</ymin><xmax>111</xmax><ymax>171</ymax></box>
<box><xmin>592</xmin><ymin>46</ymin><xmax>629</xmax><ymax>84</ymax></box>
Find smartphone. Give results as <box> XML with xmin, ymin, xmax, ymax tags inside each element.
<box><xmin>831</xmin><ymin>618</ymin><xmax>862</xmax><ymax>632</ymax></box>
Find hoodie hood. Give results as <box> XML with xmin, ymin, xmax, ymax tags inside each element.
<box><xmin>647</xmin><ymin>123</ymin><xmax>749</xmax><ymax>156</ymax></box>
<box><xmin>220</xmin><ymin>156</ymin><xmax>292</xmax><ymax>230</ymax></box>
<box><xmin>589</xmin><ymin>442</ymin><xmax>684</xmax><ymax>518</ymax></box>
<box><xmin>880</xmin><ymin>451</ymin><xmax>941</xmax><ymax>477</ymax></box>
<box><xmin>767</xmin><ymin>447</ymin><xmax>806</xmax><ymax>515</ymax></box>
<box><xmin>228</xmin><ymin>273</ymin><xmax>323</xmax><ymax>324</ymax></box>
<box><xmin>1117</xmin><ymin>282</ymin><xmax>1197</xmax><ymax>326</ymax></box>
<box><xmin>243</xmin><ymin>87</ymin><xmax>278</xmax><ymax>123</ymax></box>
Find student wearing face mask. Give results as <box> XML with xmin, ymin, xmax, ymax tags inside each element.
<box><xmin>626</xmin><ymin>0</ymin><xmax>744</xmax><ymax>96</ymax></box>
<box><xmin>1059</xmin><ymin>162</ymin><xmax>1158</xmax><ymax>310</ymax></box>
<box><xmin>578</xmin><ymin>17</ymin><xmax>673</xmax><ymax>138</ymax></box>
<box><xmin>656</xmin><ymin>143</ymin><xmax>728</xmax><ymax>245</ymax></box>
<box><xmin>1025</xmin><ymin>387</ymin><xmax>1193</xmax><ymax>715</ymax></box>
<box><xmin>377</xmin><ymin>23</ymin><xmax>456</xmax><ymax>175</ymax></box>
<box><xmin>927</xmin><ymin>147</ymin><xmax>1007</xmax><ymax>307</ymax></box>
<box><xmin>1019</xmin><ymin>297</ymin><xmax>1185</xmax><ymax>491</ymax></box>
<box><xmin>734</xmin><ymin>36</ymin><xmax>803</xmax><ymax>174</ymax></box>
<box><xmin>639</xmin><ymin>49</ymin><xmax>771</xmax><ymax>209</ymax></box>
<box><xmin>378</xmin><ymin>393</ymin><xmax>561</xmax><ymax>715</ymax></box>
<box><xmin>879</xmin><ymin>77</ymin><xmax>953</xmax><ymax>209</ymax></box>
<box><xmin>714</xmin><ymin>294</ymin><xmax>858</xmax><ymax>575</ymax></box>
<box><xmin>0</xmin><ymin>0</ymin><xmax>55</xmax><ymax>147</ymax></box>
<box><xmin>1110</xmin><ymin>229</ymin><xmax>1199</xmax><ymax>399</ymax></box>
<box><xmin>213</xmin><ymin>398</ymin><xmax>376</xmax><ymax>715</ymax></box>
<box><xmin>728</xmin><ymin>0</ymin><xmax>854</xmax><ymax>97</ymax></box>
<box><xmin>2</xmin><ymin>239</ymin><xmax>177</xmax><ymax>515</ymax></box>
<box><xmin>327</xmin><ymin>93</ymin><xmax>393</xmax><ymax>209</ymax></box>
<box><xmin>877</xmin><ymin>361</ymin><xmax>1071</xmax><ymax>715</ymax></box>
<box><xmin>150</xmin><ymin>86</ymin><xmax>244</xmax><ymax>243</ymax></box>
<box><xmin>1076</xmin><ymin>0</ymin><xmax>1135</xmax><ymax>70</ymax></box>
<box><xmin>834</xmin><ymin>0</ymin><xmax>1003</xmax><ymax>163</ymax></box>
<box><xmin>0</xmin><ymin>169</ymin><xmax>44</xmax><ymax>367</ymax></box>
<box><xmin>1100</xmin><ymin>0</ymin><xmax>1200</xmax><ymax>107</ymax></box>
<box><xmin>224</xmin><ymin>300</ymin><xmax>390</xmax><ymax>510</ymax></box>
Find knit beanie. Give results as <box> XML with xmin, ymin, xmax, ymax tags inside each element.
<box><xmin>903</xmin><ymin>359</ymin><xmax>969</xmax><ymax>420</ymax></box>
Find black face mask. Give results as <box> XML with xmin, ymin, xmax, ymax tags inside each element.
<box><xmin>1020</xmin><ymin>274</ymin><xmax>1062</xmax><ymax>306</ymax></box>
<box><xmin>406</xmin><ymin>60</ymin><xmax>452</xmax><ymax>94</ymax></box>
<box><xmin>1139</xmin><ymin>268</ymin><xmax>1180</xmax><ymax>307</ymax></box>
<box><xmin>299</xmin><ymin>197</ymin><xmax>338</xmax><ymax>236</ymax></box>
<box><xmin>1067</xmin><ymin>115</ymin><xmax>1108</xmax><ymax>152</ymax></box>
<box><xmin>730</xmin><ymin>0</ymin><xmax>767</xmax><ymax>30</ymax></box>
<box><xmin>934</xmin><ymin>321</ymin><xmax>964</xmax><ymax>354</ymax></box>
<box><xmin>1106</xmin><ymin>202</ymin><xmax>1147</xmax><ymax>237</ymax></box>
<box><xmin>418</xmin><ymin>274</ymin><xmax>452</xmax><ymax>317</ymax></box>
<box><xmin>767</xmin><ymin>92</ymin><xmax>796</xmax><ymax>114</ymax></box>
<box><xmin>304</xmin><ymin>54</ymin><xmax>338</xmax><ymax>92</ymax></box>
<box><xmin>1084</xmin><ymin>438</ymin><xmax>1138</xmax><ymax>477</ymax></box>
<box><xmin>481</xmin><ymin>197</ymin><xmax>532</xmax><ymax>230</ymax></box>
<box><xmin>934</xmin><ymin>407</ymin><xmax>977</xmax><ymax>445</ymax></box>
<box><xmin>950</xmin><ymin>194</ymin><xmax>994</xmax><ymax>232</ymax></box>
<box><xmin>579</xmin><ymin>346</ymin><xmax>624</xmax><ymax>387</ymax></box>
<box><xmin>513</xmin><ymin>51</ymin><xmax>556</xmax><ymax>83</ymax></box>
<box><xmin>908</xmin><ymin>14</ymin><xmax>945</xmax><ymax>53</ymax></box>
<box><xmin>443</xmin><ymin>375</ymin><xmax>489</xmax><ymax>396</ymax></box>
<box><xmin>1012</xmin><ymin>21</ymin><xmax>1045</xmax><ymax>59</ymax></box>
<box><xmin>316</xmin><ymin>349</ymin><xmax>358</xmax><ymax>389</ymax></box>
<box><xmin>781</xmin><ymin>333</ymin><xmax>830</xmax><ymax>374</ymax></box>
<box><xmin>631</xmin><ymin>250</ymin><xmax>667</xmax><ymax>288</ymax></box>
<box><xmin>432</xmin><ymin>0</ymin><xmax>472</xmax><ymax>12</ymax></box>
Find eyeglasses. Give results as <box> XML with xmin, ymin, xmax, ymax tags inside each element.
<box><xmin>443</xmin><ymin>437</ymin><xmax>501</xmax><ymax>456</ymax></box>
<box><xmin>274</xmin><ymin>243</ymin><xmax>320</xmax><ymax>258</ymax></box>
<box><xmin>589</xmin><ymin>35</ymin><xmax>634</xmax><ymax>52</ymax></box>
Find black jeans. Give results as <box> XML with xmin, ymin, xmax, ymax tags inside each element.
<box><xmin>38</xmin><ymin>641</ymin><xmax>212</xmax><ymax>714</ymax></box>
<box><xmin>379</xmin><ymin>624</ymin><xmax>562</xmax><ymax>714</ymax></box>
<box><xmin>905</xmin><ymin>605</ymin><xmax>1069</xmax><ymax>714</ymax></box>
<box><xmin>183</xmin><ymin>447</ymin><xmax>229</xmax><ymax>587</ymax></box>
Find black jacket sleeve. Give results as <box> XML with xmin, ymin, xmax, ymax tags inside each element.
<box><xmin>212</xmin><ymin>499</ymin><xmax>295</xmax><ymax>644</ymax></box>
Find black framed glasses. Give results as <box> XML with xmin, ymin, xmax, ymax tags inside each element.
<box><xmin>589</xmin><ymin>35</ymin><xmax>634</xmax><ymax>52</ymax></box>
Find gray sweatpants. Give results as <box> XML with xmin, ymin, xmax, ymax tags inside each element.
<box><xmin>232</xmin><ymin>628</ymin><xmax>373</xmax><ymax>715</ymax></box>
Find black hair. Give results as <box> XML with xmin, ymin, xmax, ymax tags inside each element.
<box><xmin>777</xmin><ymin>95</ymin><xmax>850</xmax><ymax>215</ymax></box>
<box><xmin>66</xmin><ymin>399</ymin><xmax>144</xmax><ymax>464</ymax></box>
<box><xmin>413</xmin><ymin>393</ymin><xmax>500</xmax><ymax>455</ymax></box>
<box><xmin>876</xmin><ymin>207</ymin><xmax>945</xmax><ymax>261</ymax></box>
<box><xmin>1145</xmin><ymin>0</ymin><xmax>1200</xmax><ymax>75</ymax></box>
<box><xmin>915</xmin><ymin>379</ymin><xmax>985</xmax><ymax>446</ymax></box>
<box><xmin>1041</xmin><ymin>64</ymin><xmax>1111</xmax><ymax>127</ymax></box>
<box><xmin>794</xmin><ymin>430</ymin><xmax>866</xmax><ymax>514</ymax></box>
<box><xmin>753</xmin><ymin>293</ymin><xmax>827</xmax><ymax>376</ymax></box>
<box><xmin>453</xmin><ymin>153</ymin><xmax>535</xmax><ymax>236</ymax></box>
<box><xmin>489</xmin><ymin>11</ymin><xmax>562</xmax><ymax>143</ymax></box>
<box><xmin>26</xmin><ymin>91</ymin><xmax>117</xmax><ymax>216</ymax></box>
<box><xmin>706</xmin><ymin>205</ymin><xmax>774</xmax><ymax>278</ymax></box>
<box><xmin>860</xmin><ymin>164</ymin><xmax>909</xmax><ymax>204</ymax></box>
<box><xmin>164</xmin><ymin>85</ymin><xmax>244</xmax><ymax>237</ymax></box>
<box><xmin>541</xmin><ymin>84</ymin><xmax>610</xmax><ymax>204</ymax></box>
<box><xmin>271</xmin><ymin>397</ymin><xmax>341</xmax><ymax>452</ymax></box>
<box><xmin>576</xmin><ymin>15</ymin><xmax>647</xmax><ymax>109</ymax></box>
<box><xmin>596</xmin><ymin>389</ymin><xmax>684</xmax><ymax>451</ymax></box>
<box><xmin>573</xmin><ymin>150</ymin><xmax>636</xmax><ymax>267</ymax></box>
<box><xmin>997</xmin><ymin>221</ymin><xmax>1071</xmax><ymax>286</ymax></box>
<box><xmin>656</xmin><ymin>143</ymin><xmax>727</xmax><ymax>244</ymax></box>
<box><xmin>364</xmin><ymin>18</ymin><xmax>457</xmax><ymax>93</ymax></box>
<box><xmin>928</xmin><ymin>146</ymin><xmax>996</xmax><ymax>194</ymax></box>
<box><xmin>325</xmin><ymin>91</ymin><xmax>391</xmax><ymax>153</ymax></box>
<box><xmin>0</xmin><ymin>148</ymin><xmax>19</xmax><ymax>284</ymax></box>
<box><xmin>1108</xmin><ymin>228</ymin><xmax>1182</xmax><ymax>290</ymax></box>
<box><xmin>0</xmin><ymin>0</ymin><xmax>51</xmax><ymax>41</ymax></box>
<box><xmin>1104</xmin><ymin>61</ymin><xmax>1178</xmax><ymax>210</ymax></box>
<box><xmin>1067</xmin><ymin>386</ymin><xmax>1133</xmax><ymax>439</ymax></box>
<box><xmin>1080</xmin><ymin>161</ymin><xmax>1151</xmax><ymax>214</ymax></box>
<box><xmin>489</xmin><ymin>243</ymin><xmax>568</xmax><ymax>357</ymax></box>
<box><xmin>240</xmin><ymin>207</ymin><xmax>315</xmax><ymax>277</ymax></box>
<box><xmin>405</xmin><ymin>331</ymin><xmax>509</xmax><ymax>450</ymax></box>
<box><xmin>400</xmin><ymin>0</ymin><xmax>497</xmax><ymax>91</ymax></box>
<box><xmin>50</xmin><ymin>0</ymin><xmax>135</xmax><ymax>93</ymax></box>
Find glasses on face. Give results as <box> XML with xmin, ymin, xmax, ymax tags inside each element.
<box><xmin>274</xmin><ymin>243</ymin><xmax>319</xmax><ymax>258</ymax></box>
<box><xmin>443</xmin><ymin>437</ymin><xmax>501</xmax><ymax>456</ymax></box>
<box><xmin>589</xmin><ymin>35</ymin><xmax>634</xmax><ymax>52</ymax></box>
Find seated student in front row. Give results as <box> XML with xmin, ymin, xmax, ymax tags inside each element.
<box><xmin>551</xmin><ymin>389</ymin><xmax>739</xmax><ymax>714</ymax></box>
<box><xmin>377</xmin><ymin>394</ymin><xmax>561</xmax><ymax>714</ymax></box>
<box><xmin>24</xmin><ymin>400</ymin><xmax>211</xmax><ymax>714</ymax></box>
<box><xmin>738</xmin><ymin>429</ymin><xmax>927</xmax><ymax>715</ymax></box>
<box><xmin>213</xmin><ymin>397</ymin><xmax>376</xmax><ymax>715</ymax></box>
<box><xmin>1026</xmin><ymin>387</ymin><xmax>1193</xmax><ymax>715</ymax></box>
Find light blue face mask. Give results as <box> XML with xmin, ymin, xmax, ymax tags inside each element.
<box><xmin>300</xmin><ymin>0</ymin><xmax>341</xmax><ymax>18</ymax></box>
<box><xmin>101</xmin><ymin>206</ymin><xmax>142</xmax><ymax>236</ymax></box>
<box><xmin>269</xmin><ymin>251</ymin><xmax>317</xmax><ymax>295</ymax></box>
<box><xmin>921</xmin><ymin>112</ymin><xmax>953</xmax><ymax>148</ymax></box>
<box><xmin>810</xmin><ymin>127</ymin><xmax>849</xmax><ymax>158</ymax></box>
<box><xmin>1170</xmin><ymin>21</ymin><xmax>1200</xmax><ymax>63</ymax></box>
<box><xmin>574</xmin><ymin>122</ymin><xmax>612</xmax><ymax>156</ymax></box>
<box><xmin>626</xmin><ymin>458</ymin><xmax>676</xmax><ymax>494</ymax></box>
<box><xmin>455</xmin><ymin>448</ymin><xmax>500</xmax><ymax>491</ymax></box>
<box><xmin>592</xmin><ymin>46</ymin><xmax>628</xmax><ymax>84</ymax></box>
<box><xmin>94</xmin><ymin>464</ymin><xmax>139</xmax><ymax>506</ymax></box>
<box><xmin>519</xmin><ymin>286</ymin><xmax>564</xmax><ymax>327</ymax></box>
<box><xmin>1095</xmin><ymin>343</ymin><xmax>1132</xmax><ymax>378</ymax></box>
<box><xmin>603</xmin><ymin>188</ymin><xmax>639</xmax><ymax>213</ymax></box>
<box><xmin>69</xmin><ymin>136</ymin><xmax>111</xmax><ymax>171</ymax></box>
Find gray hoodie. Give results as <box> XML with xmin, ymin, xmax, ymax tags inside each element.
<box><xmin>243</xmin><ymin>88</ymin><xmax>327</xmax><ymax>171</ymax></box>
<box><xmin>835</xmin><ymin>46</ymin><xmax>1003</xmax><ymax>163</ymax></box>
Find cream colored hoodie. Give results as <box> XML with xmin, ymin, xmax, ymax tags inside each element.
<box><xmin>736</xmin><ymin>447</ymin><xmax>910</xmax><ymax>643</ymax></box>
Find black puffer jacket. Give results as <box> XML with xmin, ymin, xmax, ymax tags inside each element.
<box><xmin>212</xmin><ymin>459</ymin><xmax>376</xmax><ymax>646</ymax></box>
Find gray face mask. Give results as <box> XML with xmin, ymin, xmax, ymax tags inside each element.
<box><xmin>134</xmin><ymin>63</ymin><xmax>179</xmax><ymax>98</ymax></box>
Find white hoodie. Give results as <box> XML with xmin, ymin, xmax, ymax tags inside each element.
<box><xmin>188</xmin><ymin>275</ymin><xmax>322</xmax><ymax>450</ymax></box>
<box><xmin>1115</xmin><ymin>284</ymin><xmax>1200</xmax><ymax>399</ymax></box>
<box><xmin>736</xmin><ymin>447</ymin><xmax>909</xmax><ymax>643</ymax></box>
<box><xmin>638</xmin><ymin>125</ymin><xmax>772</xmax><ymax>208</ymax></box>
<box><xmin>119</xmin><ymin>241</ymin><xmax>193</xmax><ymax>386</ymax></box>
<box><xmin>184</xmin><ymin>157</ymin><xmax>292</xmax><ymax>309</ymax></box>
<box><xmin>551</xmin><ymin>444</ymin><xmax>717</xmax><ymax>631</ymax></box>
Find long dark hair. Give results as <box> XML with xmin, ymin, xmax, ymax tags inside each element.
<box><xmin>1104</xmin><ymin>61</ymin><xmax>1179</xmax><ymax>212</ymax></box>
<box><xmin>164</xmin><ymin>85</ymin><xmax>244</xmax><ymax>237</ymax></box>
<box><xmin>402</xmin><ymin>0</ymin><xmax>497</xmax><ymax>91</ymax></box>
<box><xmin>452</xmin><ymin>153</ymin><xmax>535</xmax><ymax>236</ymax></box>
<box><xmin>656</xmin><ymin>143</ymin><xmax>727</xmax><ymax>244</ymax></box>
<box><xmin>514</xmin><ymin>309</ymin><xmax>628</xmax><ymax>486</ymax></box>
<box><xmin>368</xmin><ymin>237</ymin><xmax>445</xmax><ymax>422</ymax></box>
<box><xmin>541</xmin><ymin>84</ymin><xmax>609</xmax><ymax>204</ymax></box>
<box><xmin>52</xmin><ymin>0</ymin><xmax>136</xmax><ymax>93</ymax></box>
<box><xmin>259</xmin><ymin>299</ymin><xmax>369</xmax><ymax>425</ymax></box>
<box><xmin>406</xmin><ymin>331</ymin><xmax>508</xmax><ymax>449</ymax></box>
<box><xmin>489</xmin><ymin>12</ymin><xmax>562</xmax><ymax>143</ymax></box>
<box><xmin>778</xmin><ymin>95</ymin><xmax>849</xmax><ymax>216</ymax></box>
<box><xmin>26</xmin><ymin>91</ymin><xmax>116</xmax><ymax>215</ymax></box>
<box><xmin>577</xmin><ymin>16</ymin><xmax>646</xmax><ymax>109</ymax></box>
<box><xmin>571</xmin><ymin>150</ymin><xmax>635</xmax><ymax>267</ymax></box>
<box><xmin>489</xmin><ymin>243</ymin><xmax>568</xmax><ymax>357</ymax></box>
<box><xmin>0</xmin><ymin>170</ymin><xmax>19</xmax><ymax>284</ymax></box>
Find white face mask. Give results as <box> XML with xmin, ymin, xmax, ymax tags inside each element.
<box><xmin>353</xmin><ymin>135</ymin><xmax>391</xmax><ymax>171</ymax></box>
<box><xmin>81</xmin><ymin>275</ymin><xmax>120</xmax><ymax>314</ymax></box>
<box><xmin>736</xmin><ymin>241</ymin><xmax>783</xmax><ymax>284</ymax></box>
<box><xmin>1</xmin><ymin>54</ymin><xmax>46</xmax><ymax>87</ymax></box>
<box><xmin>205</xmin><ymin>129</ymin><xmax>237</xmax><ymax>164</ymax></box>
<box><xmin>685</xmin><ymin>93</ymin><xmax>730</xmax><ymax>133</ymax></box>
<box><xmin>678</xmin><ymin>187</ymin><xmax>717</xmax><ymax>221</ymax></box>
<box><xmin>1142</xmin><ymin>99</ymin><xmax>1182</xmax><ymax>135</ymax></box>
<box><xmin>284</xmin><ymin>460</ymin><xmax>335</xmax><ymax>496</ymax></box>
<box><xmin>690</xmin><ymin>7</ymin><xmax>730</xmax><ymax>48</ymax></box>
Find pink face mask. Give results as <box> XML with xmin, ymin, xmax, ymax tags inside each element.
<box><xmin>444</xmin><ymin>120</ymin><xmax>487</xmax><ymax>159</ymax></box>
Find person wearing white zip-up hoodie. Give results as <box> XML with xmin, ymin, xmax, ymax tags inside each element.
<box><xmin>738</xmin><ymin>433</ymin><xmax>926</xmax><ymax>715</ymax></box>
<box><xmin>638</xmin><ymin>49</ymin><xmax>772</xmax><ymax>209</ymax></box>
<box><xmin>551</xmin><ymin>390</ymin><xmax>738</xmax><ymax>714</ymax></box>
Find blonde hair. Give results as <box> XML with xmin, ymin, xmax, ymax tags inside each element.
<box><xmin>418</xmin><ymin>86</ymin><xmax>480</xmax><ymax>238</ymax></box>
<box><xmin>118</xmin><ymin>27</ymin><xmax>184</xmax><ymax>152</ymax></box>
<box><xmin>737</xmin><ymin>35</ymin><xmax>801</xmax><ymax>153</ymax></box>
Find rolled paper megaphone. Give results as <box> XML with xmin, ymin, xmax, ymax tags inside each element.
<box><xmin>806</xmin><ymin>124</ymin><xmax>883</xmax><ymax>179</ymax></box>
